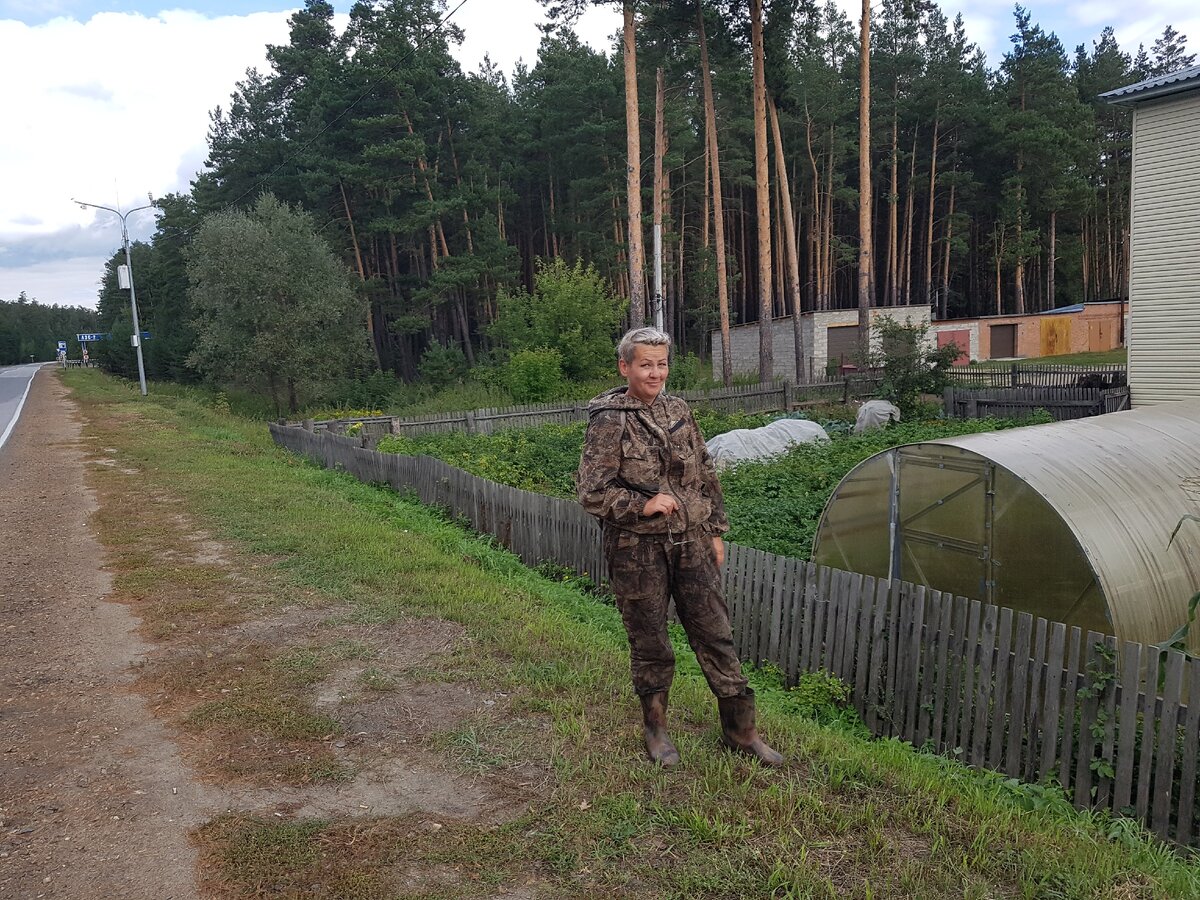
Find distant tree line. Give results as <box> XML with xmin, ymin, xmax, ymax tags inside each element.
<box><xmin>0</xmin><ymin>293</ymin><xmax>99</xmax><ymax>365</ymax></box>
<box><xmin>87</xmin><ymin>0</ymin><xmax>1192</xmax><ymax>392</ymax></box>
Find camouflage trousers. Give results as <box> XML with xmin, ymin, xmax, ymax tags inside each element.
<box><xmin>603</xmin><ymin>526</ymin><xmax>748</xmax><ymax>699</ymax></box>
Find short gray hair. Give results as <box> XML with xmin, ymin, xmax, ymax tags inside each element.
<box><xmin>617</xmin><ymin>326</ymin><xmax>671</xmax><ymax>364</ymax></box>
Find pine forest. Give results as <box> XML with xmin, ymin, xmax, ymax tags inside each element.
<box><xmin>85</xmin><ymin>0</ymin><xmax>1195</xmax><ymax>395</ymax></box>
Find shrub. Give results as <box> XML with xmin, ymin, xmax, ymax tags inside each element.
<box><xmin>668</xmin><ymin>352</ymin><xmax>706</xmax><ymax>390</ymax></box>
<box><xmin>505</xmin><ymin>348</ymin><xmax>564</xmax><ymax>403</ymax></box>
<box><xmin>868</xmin><ymin>316</ymin><xmax>960</xmax><ymax>418</ymax></box>
<box><xmin>489</xmin><ymin>258</ymin><xmax>625</xmax><ymax>380</ymax></box>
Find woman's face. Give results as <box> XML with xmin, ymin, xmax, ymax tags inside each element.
<box><xmin>619</xmin><ymin>343</ymin><xmax>669</xmax><ymax>404</ymax></box>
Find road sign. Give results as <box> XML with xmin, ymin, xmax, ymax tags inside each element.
<box><xmin>57</xmin><ymin>340</ymin><xmax>67</xmax><ymax>351</ymax></box>
<box><xmin>75</xmin><ymin>332</ymin><xmax>150</xmax><ymax>342</ymax></box>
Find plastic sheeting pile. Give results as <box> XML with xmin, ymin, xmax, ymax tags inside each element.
<box><xmin>706</xmin><ymin>418</ymin><xmax>829</xmax><ymax>468</ymax></box>
<box><xmin>853</xmin><ymin>400</ymin><xmax>901</xmax><ymax>434</ymax></box>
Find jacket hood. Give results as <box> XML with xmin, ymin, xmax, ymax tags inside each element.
<box><xmin>586</xmin><ymin>385</ymin><xmax>645</xmax><ymax>414</ymax></box>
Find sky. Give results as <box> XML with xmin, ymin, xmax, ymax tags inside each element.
<box><xmin>0</xmin><ymin>0</ymin><xmax>1196</xmax><ymax>311</ymax></box>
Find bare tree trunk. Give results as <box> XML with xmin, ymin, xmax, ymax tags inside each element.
<box><xmin>887</xmin><ymin>109</ymin><xmax>899</xmax><ymax>307</ymax></box>
<box><xmin>803</xmin><ymin>102</ymin><xmax>822</xmax><ymax>311</ymax></box>
<box><xmin>995</xmin><ymin>227</ymin><xmax>1005</xmax><ymax>315</ymax></box>
<box><xmin>901</xmin><ymin>131</ymin><xmax>917</xmax><ymax>305</ymax></box>
<box><xmin>924</xmin><ymin>113</ymin><xmax>940</xmax><ymax>313</ymax></box>
<box><xmin>549</xmin><ymin>171</ymin><xmax>560</xmax><ymax>258</ymax></box>
<box><xmin>751</xmin><ymin>0</ymin><xmax>773</xmax><ymax>381</ymax></box>
<box><xmin>824</xmin><ymin>137</ymin><xmax>834</xmax><ymax>311</ymax></box>
<box><xmin>856</xmin><ymin>0</ymin><xmax>872</xmax><ymax>350</ymax></box>
<box><xmin>623</xmin><ymin>2</ymin><xmax>646</xmax><ymax>327</ymax></box>
<box><xmin>1048</xmin><ymin>209</ymin><xmax>1057</xmax><ymax>310</ymax></box>
<box><xmin>940</xmin><ymin>176</ymin><xmax>956</xmax><ymax>319</ymax></box>
<box><xmin>652</xmin><ymin>67</ymin><xmax>666</xmax><ymax>330</ymax></box>
<box><xmin>338</xmin><ymin>180</ymin><xmax>381</xmax><ymax>369</ymax></box>
<box><xmin>699</xmin><ymin>9</ymin><xmax>732</xmax><ymax>384</ymax></box>
<box><xmin>769</xmin><ymin>98</ymin><xmax>805</xmax><ymax>382</ymax></box>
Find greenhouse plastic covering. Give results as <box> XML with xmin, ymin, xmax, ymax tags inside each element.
<box><xmin>811</xmin><ymin>399</ymin><xmax>1200</xmax><ymax>647</ymax></box>
<box><xmin>706</xmin><ymin>418</ymin><xmax>829</xmax><ymax>469</ymax></box>
<box><xmin>854</xmin><ymin>400</ymin><xmax>901</xmax><ymax>434</ymax></box>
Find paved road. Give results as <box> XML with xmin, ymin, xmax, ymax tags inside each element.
<box><xmin>0</xmin><ymin>363</ymin><xmax>44</xmax><ymax>453</ymax></box>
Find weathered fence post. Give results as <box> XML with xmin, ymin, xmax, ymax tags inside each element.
<box><xmin>302</xmin><ymin>418</ymin><xmax>314</xmax><ymax>432</ymax></box>
<box><xmin>783</xmin><ymin>381</ymin><xmax>794</xmax><ymax>411</ymax></box>
<box><xmin>465</xmin><ymin>410</ymin><xmax>477</xmax><ymax>434</ymax></box>
<box><xmin>1010</xmin><ymin>363</ymin><xmax>1019</xmax><ymax>387</ymax></box>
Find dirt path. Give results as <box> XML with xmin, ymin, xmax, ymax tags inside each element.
<box><xmin>0</xmin><ymin>371</ymin><xmax>541</xmax><ymax>899</ymax></box>
<box><xmin>0</xmin><ymin>369</ymin><xmax>206</xmax><ymax>899</ymax></box>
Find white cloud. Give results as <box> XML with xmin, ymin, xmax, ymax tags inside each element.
<box><xmin>1</xmin><ymin>256</ymin><xmax>108</xmax><ymax>307</ymax></box>
<box><xmin>0</xmin><ymin>4</ymin><xmax>622</xmax><ymax>309</ymax></box>
<box><xmin>0</xmin><ymin>11</ymin><xmax>291</xmax><ymax>237</ymax></box>
<box><xmin>453</xmin><ymin>0</ymin><xmax>619</xmax><ymax>76</ymax></box>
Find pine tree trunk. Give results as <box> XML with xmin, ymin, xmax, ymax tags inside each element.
<box><xmin>338</xmin><ymin>180</ymin><xmax>381</xmax><ymax>369</ymax></box>
<box><xmin>887</xmin><ymin>109</ymin><xmax>899</xmax><ymax>307</ymax></box>
<box><xmin>803</xmin><ymin>103</ymin><xmax>822</xmax><ymax>311</ymax></box>
<box><xmin>824</xmin><ymin>138</ymin><xmax>835</xmax><ymax>311</ymax></box>
<box><xmin>940</xmin><ymin>176</ymin><xmax>956</xmax><ymax>320</ymax></box>
<box><xmin>622</xmin><ymin>2</ymin><xmax>646</xmax><ymax>327</ymax></box>
<box><xmin>1048</xmin><ymin>209</ymin><xmax>1057</xmax><ymax>310</ymax></box>
<box><xmin>769</xmin><ymin>97</ymin><xmax>805</xmax><ymax>382</ymax></box>
<box><xmin>698</xmin><ymin>9</ymin><xmax>732</xmax><ymax>384</ymax></box>
<box><xmin>856</xmin><ymin>0</ymin><xmax>872</xmax><ymax>350</ymax></box>
<box><xmin>751</xmin><ymin>0</ymin><xmax>774</xmax><ymax>380</ymax></box>
<box><xmin>995</xmin><ymin>228</ymin><xmax>1004</xmax><ymax>315</ymax></box>
<box><xmin>901</xmin><ymin>132</ymin><xmax>917</xmax><ymax>306</ymax></box>
<box><xmin>924</xmin><ymin>114</ymin><xmax>939</xmax><ymax>313</ymax></box>
<box><xmin>652</xmin><ymin>67</ymin><xmax>666</xmax><ymax>331</ymax></box>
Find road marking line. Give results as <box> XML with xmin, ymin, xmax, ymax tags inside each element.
<box><xmin>0</xmin><ymin>368</ymin><xmax>37</xmax><ymax>452</ymax></box>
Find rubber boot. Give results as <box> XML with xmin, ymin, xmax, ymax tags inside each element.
<box><xmin>640</xmin><ymin>691</ymin><xmax>681</xmax><ymax>767</ymax></box>
<box><xmin>717</xmin><ymin>688</ymin><xmax>784</xmax><ymax>767</ymax></box>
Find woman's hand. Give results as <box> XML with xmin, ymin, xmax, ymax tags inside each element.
<box><xmin>643</xmin><ymin>492</ymin><xmax>679</xmax><ymax>517</ymax></box>
<box><xmin>712</xmin><ymin>536</ymin><xmax>725</xmax><ymax>567</ymax></box>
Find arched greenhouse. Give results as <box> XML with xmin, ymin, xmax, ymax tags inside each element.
<box><xmin>811</xmin><ymin>400</ymin><xmax>1200</xmax><ymax>646</ymax></box>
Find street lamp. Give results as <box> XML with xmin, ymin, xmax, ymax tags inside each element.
<box><xmin>73</xmin><ymin>197</ymin><xmax>154</xmax><ymax>396</ymax></box>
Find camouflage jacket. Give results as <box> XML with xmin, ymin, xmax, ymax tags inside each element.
<box><xmin>576</xmin><ymin>386</ymin><xmax>729</xmax><ymax>536</ymax></box>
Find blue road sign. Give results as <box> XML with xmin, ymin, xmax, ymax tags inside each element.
<box><xmin>57</xmin><ymin>340</ymin><xmax>67</xmax><ymax>351</ymax></box>
<box><xmin>75</xmin><ymin>332</ymin><xmax>151</xmax><ymax>342</ymax></box>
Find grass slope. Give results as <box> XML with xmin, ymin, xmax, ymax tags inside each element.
<box><xmin>65</xmin><ymin>370</ymin><xmax>1199</xmax><ymax>899</ymax></box>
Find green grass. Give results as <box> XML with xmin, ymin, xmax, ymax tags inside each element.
<box><xmin>969</xmin><ymin>348</ymin><xmax>1127</xmax><ymax>367</ymax></box>
<box><xmin>65</xmin><ymin>369</ymin><xmax>1200</xmax><ymax>899</ymax></box>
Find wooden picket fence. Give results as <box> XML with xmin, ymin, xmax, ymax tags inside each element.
<box><xmin>269</xmin><ymin>423</ymin><xmax>1200</xmax><ymax>849</ymax></box>
<box><xmin>299</xmin><ymin>375</ymin><xmax>884</xmax><ymax>441</ymax></box>
<box><xmin>945</xmin><ymin>363</ymin><xmax>1127</xmax><ymax>389</ymax></box>
<box><xmin>943</xmin><ymin>385</ymin><xmax>1133</xmax><ymax>421</ymax></box>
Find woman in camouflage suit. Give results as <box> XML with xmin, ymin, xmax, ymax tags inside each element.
<box><xmin>577</xmin><ymin>327</ymin><xmax>783</xmax><ymax>768</ymax></box>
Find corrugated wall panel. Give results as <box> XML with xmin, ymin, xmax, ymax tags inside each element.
<box><xmin>1129</xmin><ymin>91</ymin><xmax>1200</xmax><ymax>405</ymax></box>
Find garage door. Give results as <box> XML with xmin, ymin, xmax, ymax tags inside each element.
<box><xmin>990</xmin><ymin>324</ymin><xmax>1016</xmax><ymax>358</ymax></box>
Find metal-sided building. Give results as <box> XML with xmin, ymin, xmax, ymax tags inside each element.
<box><xmin>1102</xmin><ymin>65</ymin><xmax>1200</xmax><ymax>406</ymax></box>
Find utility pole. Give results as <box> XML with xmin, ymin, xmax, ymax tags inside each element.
<box><xmin>73</xmin><ymin>198</ymin><xmax>153</xmax><ymax>396</ymax></box>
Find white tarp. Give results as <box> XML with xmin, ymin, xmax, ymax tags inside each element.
<box><xmin>706</xmin><ymin>418</ymin><xmax>829</xmax><ymax>468</ymax></box>
<box><xmin>853</xmin><ymin>400</ymin><xmax>901</xmax><ymax>434</ymax></box>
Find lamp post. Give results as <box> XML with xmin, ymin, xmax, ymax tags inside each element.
<box><xmin>73</xmin><ymin>198</ymin><xmax>153</xmax><ymax>396</ymax></box>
